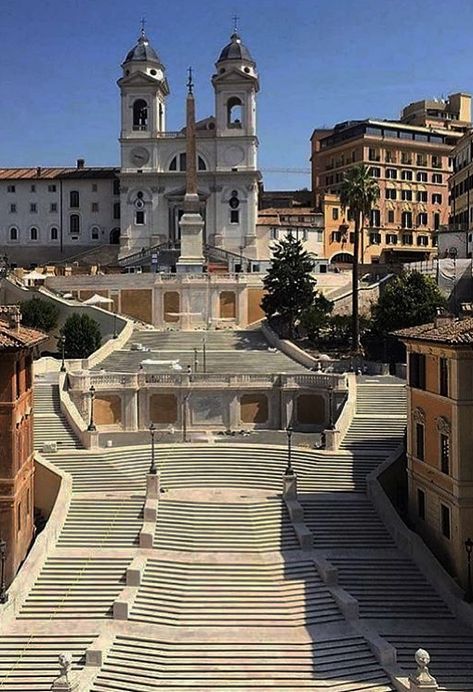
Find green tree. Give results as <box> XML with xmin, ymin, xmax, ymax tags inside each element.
<box><xmin>61</xmin><ymin>313</ymin><xmax>101</xmax><ymax>359</ymax></box>
<box><xmin>339</xmin><ymin>164</ymin><xmax>380</xmax><ymax>352</ymax></box>
<box><xmin>300</xmin><ymin>292</ymin><xmax>333</xmax><ymax>343</ymax></box>
<box><xmin>261</xmin><ymin>234</ymin><xmax>316</xmax><ymax>337</ymax></box>
<box><xmin>372</xmin><ymin>270</ymin><xmax>447</xmax><ymax>335</ymax></box>
<box><xmin>20</xmin><ymin>298</ymin><xmax>59</xmax><ymax>333</ymax></box>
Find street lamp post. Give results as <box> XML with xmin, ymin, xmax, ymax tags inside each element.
<box><xmin>149</xmin><ymin>422</ymin><xmax>157</xmax><ymax>474</ymax></box>
<box><xmin>285</xmin><ymin>425</ymin><xmax>294</xmax><ymax>475</ymax></box>
<box><xmin>87</xmin><ymin>385</ymin><xmax>96</xmax><ymax>432</ymax></box>
<box><xmin>0</xmin><ymin>538</ymin><xmax>8</xmax><ymax>604</ymax></box>
<box><xmin>328</xmin><ymin>385</ymin><xmax>335</xmax><ymax>430</ymax></box>
<box><xmin>182</xmin><ymin>393</ymin><xmax>189</xmax><ymax>443</ymax></box>
<box><xmin>193</xmin><ymin>348</ymin><xmax>198</xmax><ymax>373</ymax></box>
<box><xmin>202</xmin><ymin>334</ymin><xmax>207</xmax><ymax>374</ymax></box>
<box><xmin>465</xmin><ymin>538</ymin><xmax>473</xmax><ymax>603</ymax></box>
<box><xmin>59</xmin><ymin>335</ymin><xmax>66</xmax><ymax>373</ymax></box>
<box><xmin>113</xmin><ymin>307</ymin><xmax>118</xmax><ymax>339</ymax></box>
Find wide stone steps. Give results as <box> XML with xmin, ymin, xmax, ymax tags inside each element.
<box><xmin>34</xmin><ymin>385</ymin><xmax>62</xmax><ymax>414</ymax></box>
<box><xmin>91</xmin><ymin>635</ymin><xmax>395</xmax><ymax>690</ymax></box>
<box><xmin>34</xmin><ymin>384</ymin><xmax>83</xmax><ymax>450</ymax></box>
<box><xmin>383</xmin><ymin>633</ymin><xmax>473</xmax><ymax>690</ymax></box>
<box><xmin>18</xmin><ymin>557</ymin><xmax>129</xmax><ymax>619</ymax></box>
<box><xmin>129</xmin><ymin>559</ymin><xmax>343</xmax><ymax>627</ymax></box>
<box><xmin>0</xmin><ymin>635</ymin><xmax>93</xmax><ymax>691</ymax></box>
<box><xmin>57</xmin><ymin>498</ymin><xmax>144</xmax><ymax>547</ymax></box>
<box><xmin>48</xmin><ymin>446</ymin><xmax>383</xmax><ymax>494</ymax></box>
<box><xmin>340</xmin><ymin>419</ymin><xmax>406</xmax><ymax>455</ymax></box>
<box><xmin>355</xmin><ymin>384</ymin><xmax>406</xmax><ymax>416</ymax></box>
<box><xmin>333</xmin><ymin>557</ymin><xmax>453</xmax><ymax>619</ymax></box>
<box><xmin>126</xmin><ymin>330</ymin><xmax>271</xmax><ymax>350</ymax></box>
<box><xmin>301</xmin><ymin>495</ymin><xmax>396</xmax><ymax>549</ymax></box>
<box><xmin>154</xmin><ymin>499</ymin><xmax>299</xmax><ymax>552</ymax></box>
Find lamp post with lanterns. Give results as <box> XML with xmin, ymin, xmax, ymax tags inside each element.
<box><xmin>87</xmin><ymin>385</ymin><xmax>96</xmax><ymax>432</ymax></box>
<box><xmin>149</xmin><ymin>422</ymin><xmax>157</xmax><ymax>474</ymax></box>
<box><xmin>58</xmin><ymin>335</ymin><xmax>66</xmax><ymax>373</ymax></box>
<box><xmin>0</xmin><ymin>538</ymin><xmax>8</xmax><ymax>604</ymax></box>
<box><xmin>285</xmin><ymin>425</ymin><xmax>294</xmax><ymax>475</ymax></box>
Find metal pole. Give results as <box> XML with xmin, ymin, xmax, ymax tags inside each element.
<box><xmin>193</xmin><ymin>347</ymin><xmax>198</xmax><ymax>373</ymax></box>
<box><xmin>149</xmin><ymin>422</ymin><xmax>157</xmax><ymax>474</ymax></box>
<box><xmin>285</xmin><ymin>425</ymin><xmax>294</xmax><ymax>475</ymax></box>
<box><xmin>465</xmin><ymin>538</ymin><xmax>473</xmax><ymax>603</ymax></box>
<box><xmin>182</xmin><ymin>393</ymin><xmax>189</xmax><ymax>443</ymax></box>
<box><xmin>87</xmin><ymin>385</ymin><xmax>96</xmax><ymax>432</ymax></box>
<box><xmin>328</xmin><ymin>385</ymin><xmax>335</xmax><ymax>430</ymax></box>
<box><xmin>59</xmin><ymin>336</ymin><xmax>66</xmax><ymax>373</ymax></box>
<box><xmin>202</xmin><ymin>334</ymin><xmax>207</xmax><ymax>374</ymax></box>
<box><xmin>113</xmin><ymin>308</ymin><xmax>118</xmax><ymax>339</ymax></box>
<box><xmin>0</xmin><ymin>539</ymin><xmax>8</xmax><ymax>604</ymax></box>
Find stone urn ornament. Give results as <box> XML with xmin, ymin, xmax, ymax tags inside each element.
<box><xmin>409</xmin><ymin>649</ymin><xmax>438</xmax><ymax>690</ymax></box>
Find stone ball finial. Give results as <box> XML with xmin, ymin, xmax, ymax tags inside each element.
<box><xmin>415</xmin><ymin>649</ymin><xmax>430</xmax><ymax>669</ymax></box>
<box><xmin>58</xmin><ymin>651</ymin><xmax>73</xmax><ymax>678</ymax></box>
<box><xmin>410</xmin><ymin>648</ymin><xmax>438</xmax><ymax>689</ymax></box>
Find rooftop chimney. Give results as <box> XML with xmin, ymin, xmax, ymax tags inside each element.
<box><xmin>36</xmin><ymin>166</ymin><xmax>41</xmax><ymax>177</ymax></box>
<box><xmin>435</xmin><ymin>307</ymin><xmax>455</xmax><ymax>327</ymax></box>
<box><xmin>77</xmin><ymin>158</ymin><xmax>85</xmax><ymax>170</ymax></box>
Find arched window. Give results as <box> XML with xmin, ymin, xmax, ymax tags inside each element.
<box><xmin>30</xmin><ymin>227</ymin><xmax>38</xmax><ymax>241</ymax></box>
<box><xmin>70</xmin><ymin>190</ymin><xmax>79</xmax><ymax>208</ymax></box>
<box><xmin>133</xmin><ymin>99</ymin><xmax>148</xmax><ymax>130</ymax></box>
<box><xmin>70</xmin><ymin>214</ymin><xmax>80</xmax><ymax>234</ymax></box>
<box><xmin>227</xmin><ymin>97</ymin><xmax>243</xmax><ymax>127</ymax></box>
<box><xmin>50</xmin><ymin>227</ymin><xmax>58</xmax><ymax>241</ymax></box>
<box><xmin>9</xmin><ymin>227</ymin><xmax>18</xmax><ymax>241</ymax></box>
<box><xmin>169</xmin><ymin>154</ymin><xmax>207</xmax><ymax>171</ymax></box>
<box><xmin>91</xmin><ymin>226</ymin><xmax>100</xmax><ymax>240</ymax></box>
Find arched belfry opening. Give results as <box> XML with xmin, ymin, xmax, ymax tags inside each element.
<box><xmin>227</xmin><ymin>97</ymin><xmax>243</xmax><ymax>127</ymax></box>
<box><xmin>133</xmin><ymin>99</ymin><xmax>148</xmax><ymax>130</ymax></box>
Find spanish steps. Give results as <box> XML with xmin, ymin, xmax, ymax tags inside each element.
<box><xmin>1</xmin><ymin>329</ymin><xmax>472</xmax><ymax>690</ymax></box>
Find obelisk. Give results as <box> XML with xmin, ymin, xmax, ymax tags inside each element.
<box><xmin>176</xmin><ymin>68</ymin><xmax>205</xmax><ymax>272</ymax></box>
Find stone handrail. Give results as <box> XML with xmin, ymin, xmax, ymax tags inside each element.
<box><xmin>84</xmin><ymin>314</ymin><xmax>134</xmax><ymax>369</ymax></box>
<box><xmin>367</xmin><ymin>449</ymin><xmax>473</xmax><ymax>631</ymax></box>
<box><xmin>0</xmin><ymin>454</ymin><xmax>72</xmax><ymax>629</ymax></box>
<box><xmin>261</xmin><ymin>321</ymin><xmax>318</xmax><ymax>369</ymax></box>
<box><xmin>324</xmin><ymin>372</ymin><xmax>357</xmax><ymax>451</ymax></box>
<box><xmin>67</xmin><ymin>370</ymin><xmax>348</xmax><ymax>391</ymax></box>
<box><xmin>59</xmin><ymin>372</ymin><xmax>98</xmax><ymax>449</ymax></box>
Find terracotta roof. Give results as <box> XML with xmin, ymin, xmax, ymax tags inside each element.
<box><xmin>0</xmin><ymin>167</ymin><xmax>118</xmax><ymax>180</ymax></box>
<box><xmin>394</xmin><ymin>317</ymin><xmax>473</xmax><ymax>345</ymax></box>
<box><xmin>259</xmin><ymin>207</ymin><xmax>319</xmax><ymax>216</ymax></box>
<box><xmin>0</xmin><ymin>307</ymin><xmax>47</xmax><ymax>350</ymax></box>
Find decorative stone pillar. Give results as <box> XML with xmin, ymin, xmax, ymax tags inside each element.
<box><xmin>409</xmin><ymin>649</ymin><xmax>438</xmax><ymax>691</ymax></box>
<box><xmin>283</xmin><ymin>472</ymin><xmax>297</xmax><ymax>500</ymax></box>
<box><xmin>123</xmin><ymin>390</ymin><xmax>138</xmax><ymax>431</ymax></box>
<box><xmin>228</xmin><ymin>392</ymin><xmax>240</xmax><ymax>430</ymax></box>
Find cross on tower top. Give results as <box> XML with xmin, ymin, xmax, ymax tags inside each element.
<box><xmin>187</xmin><ymin>66</ymin><xmax>194</xmax><ymax>95</ymax></box>
<box><xmin>140</xmin><ymin>17</ymin><xmax>146</xmax><ymax>37</ymax></box>
<box><xmin>232</xmin><ymin>14</ymin><xmax>240</xmax><ymax>33</ymax></box>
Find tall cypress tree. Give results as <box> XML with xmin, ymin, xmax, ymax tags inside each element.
<box><xmin>261</xmin><ymin>234</ymin><xmax>316</xmax><ymax>337</ymax></box>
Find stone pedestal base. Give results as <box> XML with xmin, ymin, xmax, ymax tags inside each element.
<box><xmin>146</xmin><ymin>473</ymin><xmax>160</xmax><ymax>500</ymax></box>
<box><xmin>51</xmin><ymin>676</ymin><xmax>78</xmax><ymax>691</ymax></box>
<box><xmin>283</xmin><ymin>473</ymin><xmax>297</xmax><ymax>500</ymax></box>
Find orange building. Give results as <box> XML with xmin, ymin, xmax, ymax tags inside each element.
<box><xmin>311</xmin><ymin>93</ymin><xmax>471</xmax><ymax>265</ymax></box>
<box><xmin>0</xmin><ymin>306</ymin><xmax>45</xmax><ymax>589</ymax></box>
<box><xmin>397</xmin><ymin>315</ymin><xmax>473</xmax><ymax>590</ymax></box>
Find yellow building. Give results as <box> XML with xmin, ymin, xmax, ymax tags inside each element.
<box><xmin>397</xmin><ymin>315</ymin><xmax>473</xmax><ymax>591</ymax></box>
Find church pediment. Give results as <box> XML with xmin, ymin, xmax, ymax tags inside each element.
<box><xmin>212</xmin><ymin>68</ymin><xmax>258</xmax><ymax>87</ymax></box>
<box><xmin>117</xmin><ymin>72</ymin><xmax>170</xmax><ymax>93</ymax></box>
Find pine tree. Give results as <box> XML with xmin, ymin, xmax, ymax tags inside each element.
<box><xmin>261</xmin><ymin>234</ymin><xmax>316</xmax><ymax>337</ymax></box>
<box><xmin>61</xmin><ymin>314</ymin><xmax>102</xmax><ymax>359</ymax></box>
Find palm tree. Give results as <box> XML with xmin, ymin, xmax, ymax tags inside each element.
<box><xmin>340</xmin><ymin>164</ymin><xmax>380</xmax><ymax>353</ymax></box>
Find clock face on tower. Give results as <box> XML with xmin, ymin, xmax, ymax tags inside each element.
<box><xmin>130</xmin><ymin>147</ymin><xmax>150</xmax><ymax>167</ymax></box>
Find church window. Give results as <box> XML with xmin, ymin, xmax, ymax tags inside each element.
<box><xmin>30</xmin><ymin>227</ymin><xmax>38</xmax><ymax>241</ymax></box>
<box><xmin>198</xmin><ymin>156</ymin><xmax>206</xmax><ymax>171</ymax></box>
<box><xmin>179</xmin><ymin>153</ymin><xmax>187</xmax><ymax>170</ymax></box>
<box><xmin>227</xmin><ymin>97</ymin><xmax>243</xmax><ymax>127</ymax></box>
<box><xmin>133</xmin><ymin>99</ymin><xmax>148</xmax><ymax>130</ymax></box>
<box><xmin>135</xmin><ymin>211</ymin><xmax>145</xmax><ymax>225</ymax></box>
<box><xmin>159</xmin><ymin>103</ymin><xmax>163</xmax><ymax>131</ymax></box>
<box><xmin>113</xmin><ymin>179</ymin><xmax>120</xmax><ymax>195</ymax></box>
<box><xmin>10</xmin><ymin>204</ymin><xmax>16</xmax><ymax>213</ymax></box>
<box><xmin>69</xmin><ymin>214</ymin><xmax>80</xmax><ymax>234</ymax></box>
<box><xmin>50</xmin><ymin>203</ymin><xmax>57</xmax><ymax>213</ymax></box>
<box><xmin>7</xmin><ymin>185</ymin><xmax>15</xmax><ymax>193</ymax></box>
<box><xmin>169</xmin><ymin>156</ymin><xmax>177</xmax><ymax>171</ymax></box>
<box><xmin>30</xmin><ymin>184</ymin><xmax>36</xmax><ymax>192</ymax></box>
<box><xmin>91</xmin><ymin>227</ymin><xmax>100</xmax><ymax>240</ymax></box>
<box><xmin>70</xmin><ymin>190</ymin><xmax>79</xmax><ymax>208</ymax></box>
<box><xmin>113</xmin><ymin>203</ymin><xmax>120</xmax><ymax>220</ymax></box>
<box><xmin>9</xmin><ymin>227</ymin><xmax>18</xmax><ymax>241</ymax></box>
<box><xmin>48</xmin><ymin>184</ymin><xmax>56</xmax><ymax>192</ymax></box>
<box><xmin>230</xmin><ymin>210</ymin><xmax>240</xmax><ymax>224</ymax></box>
<box><xmin>30</xmin><ymin>203</ymin><xmax>37</xmax><ymax>213</ymax></box>
<box><xmin>50</xmin><ymin>227</ymin><xmax>58</xmax><ymax>241</ymax></box>
<box><xmin>92</xmin><ymin>202</ymin><xmax>99</xmax><ymax>212</ymax></box>
<box><xmin>169</xmin><ymin>154</ymin><xmax>207</xmax><ymax>171</ymax></box>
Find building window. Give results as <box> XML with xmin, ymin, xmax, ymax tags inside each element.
<box><xmin>417</xmin><ymin>213</ymin><xmax>428</xmax><ymax>226</ymax></box>
<box><xmin>432</xmin><ymin>193</ymin><xmax>442</xmax><ymax>204</ymax></box>
<box><xmin>332</xmin><ymin>208</ymin><xmax>339</xmax><ymax>220</ymax></box>
<box><xmin>385</xmin><ymin>150</ymin><xmax>396</xmax><ymax>163</ymax></box>
<box><xmin>270</xmin><ymin>228</ymin><xmax>278</xmax><ymax>240</ymax></box>
<box><xmin>401</xmin><ymin>152</ymin><xmax>413</xmax><ymax>164</ymax></box>
<box><xmin>7</xmin><ymin>185</ymin><xmax>15</xmax><ymax>193</ymax></box>
<box><xmin>417</xmin><ymin>488</ymin><xmax>425</xmax><ymax>520</ymax></box>
<box><xmin>9</xmin><ymin>227</ymin><xmax>18</xmax><ymax>241</ymax></box>
<box><xmin>349</xmin><ymin>232</ymin><xmax>355</xmax><ymax>244</ymax></box>
<box><xmin>441</xmin><ymin>504</ymin><xmax>451</xmax><ymax>539</ymax></box>
<box><xmin>91</xmin><ymin>226</ymin><xmax>100</xmax><ymax>240</ymax></box>
<box><xmin>417</xmin><ymin>154</ymin><xmax>427</xmax><ymax>166</ymax></box>
<box><xmin>370</xmin><ymin>209</ymin><xmax>381</xmax><ymax>227</ymax></box>
<box><xmin>30</xmin><ymin>203</ymin><xmax>37</xmax><ymax>213</ymax></box>
<box><xmin>417</xmin><ymin>191</ymin><xmax>428</xmax><ymax>203</ymax></box>
<box><xmin>432</xmin><ymin>155</ymin><xmax>441</xmax><ymax>169</ymax></box>
<box><xmin>432</xmin><ymin>173</ymin><xmax>442</xmax><ymax>184</ymax></box>
<box><xmin>409</xmin><ymin>352</ymin><xmax>426</xmax><ymax>389</ymax></box>
<box><xmin>50</xmin><ymin>227</ymin><xmax>58</xmax><ymax>241</ymax></box>
<box><xmin>401</xmin><ymin>170</ymin><xmax>413</xmax><ymax>181</ymax></box>
<box><xmin>403</xmin><ymin>233</ymin><xmax>413</xmax><ymax>245</ymax></box>
<box><xmin>69</xmin><ymin>214</ymin><xmax>80</xmax><ymax>234</ymax></box>
<box><xmin>401</xmin><ymin>190</ymin><xmax>412</xmax><ymax>201</ymax></box>
<box><xmin>92</xmin><ymin>202</ymin><xmax>99</xmax><ymax>212</ymax></box>
<box><xmin>113</xmin><ymin>179</ymin><xmax>120</xmax><ymax>195</ymax></box>
<box><xmin>48</xmin><ymin>184</ymin><xmax>57</xmax><ymax>192</ymax></box>
<box><xmin>230</xmin><ymin>209</ymin><xmax>240</xmax><ymax>224</ymax></box>
<box><xmin>387</xmin><ymin>210</ymin><xmax>395</xmax><ymax>223</ymax></box>
<box><xmin>17</xmin><ymin>502</ymin><xmax>21</xmax><ymax>532</ymax></box>
<box><xmin>10</xmin><ymin>204</ymin><xmax>16</xmax><ymax>213</ymax></box>
<box><xmin>402</xmin><ymin>211</ymin><xmax>413</xmax><ymax>228</ymax></box>
<box><xmin>331</xmin><ymin>231</ymin><xmax>342</xmax><ymax>242</ymax></box>
<box><xmin>370</xmin><ymin>167</ymin><xmax>381</xmax><ymax>178</ymax></box>
<box><xmin>169</xmin><ymin>153</ymin><xmax>207</xmax><ymax>171</ymax></box>
<box><xmin>30</xmin><ymin>184</ymin><xmax>36</xmax><ymax>193</ymax></box>
<box><xmin>416</xmin><ymin>171</ymin><xmax>427</xmax><ymax>182</ymax></box>
<box><xmin>417</xmin><ymin>235</ymin><xmax>429</xmax><ymax>247</ymax></box>
<box><xmin>133</xmin><ymin>99</ymin><xmax>148</xmax><ymax>130</ymax></box>
<box><xmin>92</xmin><ymin>183</ymin><xmax>98</xmax><ymax>192</ymax></box>
<box><xmin>416</xmin><ymin>422</ymin><xmax>425</xmax><ymax>461</ymax></box>
<box><xmin>368</xmin><ymin>148</ymin><xmax>380</xmax><ymax>162</ymax></box>
<box><xmin>385</xmin><ymin>189</ymin><xmax>397</xmax><ymax>200</ymax></box>
<box><xmin>30</xmin><ymin>227</ymin><xmax>38</xmax><ymax>241</ymax></box>
<box><xmin>113</xmin><ymin>202</ymin><xmax>120</xmax><ymax>220</ymax></box>
<box><xmin>227</xmin><ymin>97</ymin><xmax>243</xmax><ymax>127</ymax></box>
<box><xmin>440</xmin><ymin>433</ymin><xmax>450</xmax><ymax>474</ymax></box>
<box><xmin>69</xmin><ymin>190</ymin><xmax>79</xmax><ymax>208</ymax></box>
<box><xmin>369</xmin><ymin>232</ymin><xmax>381</xmax><ymax>245</ymax></box>
<box><xmin>386</xmin><ymin>168</ymin><xmax>397</xmax><ymax>179</ymax></box>
<box><xmin>386</xmin><ymin>233</ymin><xmax>397</xmax><ymax>245</ymax></box>
<box><xmin>135</xmin><ymin>210</ymin><xmax>145</xmax><ymax>225</ymax></box>
<box><xmin>50</xmin><ymin>203</ymin><xmax>57</xmax><ymax>213</ymax></box>
<box><xmin>439</xmin><ymin>357</ymin><xmax>449</xmax><ymax>396</ymax></box>
<box><xmin>433</xmin><ymin>213</ymin><xmax>440</xmax><ymax>230</ymax></box>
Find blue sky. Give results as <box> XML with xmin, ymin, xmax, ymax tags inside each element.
<box><xmin>2</xmin><ymin>0</ymin><xmax>473</xmax><ymax>189</ymax></box>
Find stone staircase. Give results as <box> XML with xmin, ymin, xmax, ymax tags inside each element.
<box><xmin>0</xmin><ymin>635</ymin><xmax>93</xmax><ymax>691</ymax></box>
<box><xmin>57</xmin><ymin>497</ymin><xmax>144</xmax><ymax>547</ymax></box>
<box><xmin>18</xmin><ymin>557</ymin><xmax>129</xmax><ymax>619</ymax></box>
<box><xmin>91</xmin><ymin>635</ymin><xmax>395</xmax><ymax>691</ymax></box>
<box><xmin>154</xmin><ymin>497</ymin><xmax>299</xmax><ymax>552</ymax></box>
<box><xmin>129</xmin><ymin>558</ymin><xmax>344</xmax><ymax>627</ymax></box>
<box><xmin>34</xmin><ymin>384</ymin><xmax>83</xmax><ymax>450</ymax></box>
